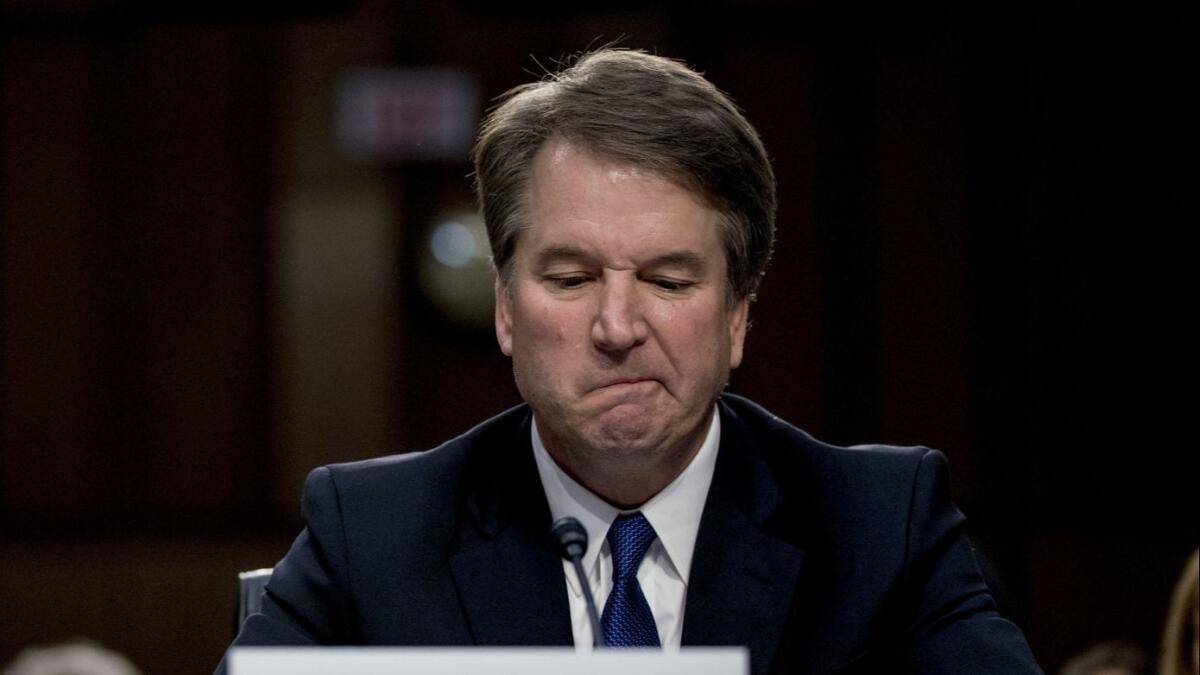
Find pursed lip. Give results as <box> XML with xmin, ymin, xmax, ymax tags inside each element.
<box><xmin>592</xmin><ymin>377</ymin><xmax>656</xmax><ymax>391</ymax></box>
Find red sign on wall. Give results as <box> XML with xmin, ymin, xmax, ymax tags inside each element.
<box><xmin>335</xmin><ymin>68</ymin><xmax>480</xmax><ymax>162</ymax></box>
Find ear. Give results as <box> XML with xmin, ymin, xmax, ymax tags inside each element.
<box><xmin>728</xmin><ymin>296</ymin><xmax>749</xmax><ymax>370</ymax></box>
<box><xmin>494</xmin><ymin>276</ymin><xmax>514</xmax><ymax>356</ymax></box>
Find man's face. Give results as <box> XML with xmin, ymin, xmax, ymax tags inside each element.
<box><xmin>495</xmin><ymin>139</ymin><xmax>748</xmax><ymax>505</ymax></box>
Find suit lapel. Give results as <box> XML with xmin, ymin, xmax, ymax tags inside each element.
<box><xmin>448</xmin><ymin>412</ymin><xmax>574</xmax><ymax>646</ymax></box>
<box><xmin>682</xmin><ymin>399</ymin><xmax>808</xmax><ymax>675</ymax></box>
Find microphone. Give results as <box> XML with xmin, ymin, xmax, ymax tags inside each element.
<box><xmin>550</xmin><ymin>516</ymin><xmax>606</xmax><ymax>647</ymax></box>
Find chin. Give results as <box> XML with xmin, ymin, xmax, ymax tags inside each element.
<box><xmin>590</xmin><ymin>405</ymin><xmax>665</xmax><ymax>447</ymax></box>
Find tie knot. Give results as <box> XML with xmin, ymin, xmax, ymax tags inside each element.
<box><xmin>607</xmin><ymin>512</ymin><xmax>657</xmax><ymax>581</ymax></box>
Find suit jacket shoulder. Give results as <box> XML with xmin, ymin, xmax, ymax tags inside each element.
<box><xmin>712</xmin><ymin>394</ymin><xmax>1042</xmax><ymax>674</ymax></box>
<box><xmin>227</xmin><ymin>403</ymin><xmax>563</xmax><ymax>653</ymax></box>
<box><xmin>316</xmin><ymin>402</ymin><xmax>530</xmax><ymax>551</ymax></box>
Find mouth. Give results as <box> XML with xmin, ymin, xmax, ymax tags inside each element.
<box><xmin>587</xmin><ymin>378</ymin><xmax>664</xmax><ymax>400</ymax></box>
<box><xmin>595</xmin><ymin>378</ymin><xmax>654</xmax><ymax>390</ymax></box>
<box><xmin>585</xmin><ymin>378</ymin><xmax>664</xmax><ymax>408</ymax></box>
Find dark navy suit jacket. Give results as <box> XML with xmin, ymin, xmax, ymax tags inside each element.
<box><xmin>217</xmin><ymin>394</ymin><xmax>1042</xmax><ymax>674</ymax></box>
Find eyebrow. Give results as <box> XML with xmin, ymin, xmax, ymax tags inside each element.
<box><xmin>649</xmin><ymin>251</ymin><xmax>706</xmax><ymax>272</ymax></box>
<box><xmin>533</xmin><ymin>246</ymin><xmax>707</xmax><ymax>273</ymax></box>
<box><xmin>533</xmin><ymin>246</ymin><xmax>596</xmax><ymax>268</ymax></box>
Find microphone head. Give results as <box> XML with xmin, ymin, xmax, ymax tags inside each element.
<box><xmin>550</xmin><ymin>516</ymin><xmax>588</xmax><ymax>561</ymax></box>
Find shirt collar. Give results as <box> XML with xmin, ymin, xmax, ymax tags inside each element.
<box><xmin>531</xmin><ymin>406</ymin><xmax>721</xmax><ymax>593</ymax></box>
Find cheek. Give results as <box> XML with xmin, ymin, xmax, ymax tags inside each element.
<box><xmin>520</xmin><ymin>297</ymin><xmax>586</xmax><ymax>351</ymax></box>
<box><xmin>696</xmin><ymin>318</ymin><xmax>729</xmax><ymax>361</ymax></box>
<box><xmin>552</xmin><ymin>316</ymin><xmax>571</xmax><ymax>343</ymax></box>
<box><xmin>655</xmin><ymin>306</ymin><xmax>727</xmax><ymax>362</ymax></box>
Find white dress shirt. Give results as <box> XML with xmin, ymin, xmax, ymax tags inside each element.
<box><xmin>531</xmin><ymin>406</ymin><xmax>721</xmax><ymax>649</ymax></box>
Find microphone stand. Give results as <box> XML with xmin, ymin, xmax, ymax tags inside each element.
<box><xmin>551</xmin><ymin>516</ymin><xmax>607</xmax><ymax>647</ymax></box>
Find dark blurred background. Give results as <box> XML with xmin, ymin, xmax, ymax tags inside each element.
<box><xmin>1</xmin><ymin>1</ymin><xmax>1194</xmax><ymax>673</ymax></box>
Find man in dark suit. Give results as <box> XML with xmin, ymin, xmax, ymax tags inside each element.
<box><xmin>218</xmin><ymin>49</ymin><xmax>1042</xmax><ymax>674</ymax></box>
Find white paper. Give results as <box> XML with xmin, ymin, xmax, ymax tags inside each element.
<box><xmin>230</xmin><ymin>647</ymin><xmax>748</xmax><ymax>675</ymax></box>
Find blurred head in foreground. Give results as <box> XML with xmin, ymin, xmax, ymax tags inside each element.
<box><xmin>1161</xmin><ymin>549</ymin><xmax>1199</xmax><ymax>675</ymax></box>
<box><xmin>2</xmin><ymin>640</ymin><xmax>141</xmax><ymax>675</ymax></box>
<box><xmin>1057</xmin><ymin>641</ymin><xmax>1146</xmax><ymax>675</ymax></box>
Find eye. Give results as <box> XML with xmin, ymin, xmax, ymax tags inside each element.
<box><xmin>649</xmin><ymin>278</ymin><xmax>694</xmax><ymax>292</ymax></box>
<box><xmin>548</xmin><ymin>275</ymin><xmax>591</xmax><ymax>289</ymax></box>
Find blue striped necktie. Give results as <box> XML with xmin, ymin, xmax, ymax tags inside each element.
<box><xmin>600</xmin><ymin>512</ymin><xmax>661</xmax><ymax>647</ymax></box>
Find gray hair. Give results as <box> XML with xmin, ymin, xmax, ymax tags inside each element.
<box><xmin>473</xmin><ymin>48</ymin><xmax>776</xmax><ymax>301</ymax></box>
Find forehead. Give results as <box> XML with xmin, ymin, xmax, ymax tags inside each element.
<box><xmin>519</xmin><ymin>139</ymin><xmax>722</xmax><ymax>259</ymax></box>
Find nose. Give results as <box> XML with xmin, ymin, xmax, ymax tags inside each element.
<box><xmin>591</xmin><ymin>275</ymin><xmax>649</xmax><ymax>353</ymax></box>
